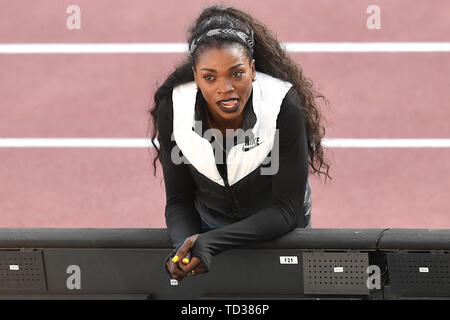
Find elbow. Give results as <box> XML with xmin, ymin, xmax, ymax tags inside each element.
<box><xmin>286</xmin><ymin>212</ymin><xmax>300</xmax><ymax>231</ymax></box>
<box><xmin>276</xmin><ymin>201</ymin><xmax>301</xmax><ymax>230</ymax></box>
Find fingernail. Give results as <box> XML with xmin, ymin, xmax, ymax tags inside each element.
<box><xmin>182</xmin><ymin>258</ymin><xmax>189</xmax><ymax>264</ymax></box>
<box><xmin>172</xmin><ymin>256</ymin><xmax>179</xmax><ymax>263</ymax></box>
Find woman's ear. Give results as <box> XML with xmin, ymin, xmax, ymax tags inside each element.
<box><xmin>251</xmin><ymin>59</ymin><xmax>256</xmax><ymax>81</ymax></box>
<box><xmin>192</xmin><ymin>66</ymin><xmax>198</xmax><ymax>88</ymax></box>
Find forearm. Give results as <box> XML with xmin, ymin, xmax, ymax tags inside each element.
<box><xmin>165</xmin><ymin>202</ymin><xmax>202</xmax><ymax>248</ymax></box>
<box><xmin>191</xmin><ymin>204</ymin><xmax>298</xmax><ymax>271</ymax></box>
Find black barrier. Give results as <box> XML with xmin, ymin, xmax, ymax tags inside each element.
<box><xmin>0</xmin><ymin>228</ymin><xmax>448</xmax><ymax>299</ymax></box>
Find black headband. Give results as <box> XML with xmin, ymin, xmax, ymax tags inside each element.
<box><xmin>189</xmin><ymin>28</ymin><xmax>255</xmax><ymax>55</ymax></box>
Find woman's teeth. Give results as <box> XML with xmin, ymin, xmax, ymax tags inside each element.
<box><xmin>220</xmin><ymin>99</ymin><xmax>238</xmax><ymax>107</ymax></box>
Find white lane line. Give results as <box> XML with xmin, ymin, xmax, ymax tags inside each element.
<box><xmin>322</xmin><ymin>138</ymin><xmax>450</xmax><ymax>148</ymax></box>
<box><xmin>1</xmin><ymin>42</ymin><xmax>449</xmax><ymax>54</ymax></box>
<box><xmin>282</xmin><ymin>42</ymin><xmax>450</xmax><ymax>52</ymax></box>
<box><xmin>0</xmin><ymin>138</ymin><xmax>158</xmax><ymax>148</ymax></box>
<box><xmin>0</xmin><ymin>138</ymin><xmax>450</xmax><ymax>148</ymax></box>
<box><xmin>0</xmin><ymin>43</ymin><xmax>188</xmax><ymax>54</ymax></box>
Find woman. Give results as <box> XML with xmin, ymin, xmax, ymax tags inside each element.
<box><xmin>148</xmin><ymin>5</ymin><xmax>331</xmax><ymax>282</ymax></box>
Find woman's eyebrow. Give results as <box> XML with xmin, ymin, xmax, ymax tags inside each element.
<box><xmin>200</xmin><ymin>63</ymin><xmax>244</xmax><ymax>73</ymax></box>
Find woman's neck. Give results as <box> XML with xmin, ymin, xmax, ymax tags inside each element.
<box><xmin>209</xmin><ymin>113</ymin><xmax>244</xmax><ymax>138</ymax></box>
<box><xmin>205</xmin><ymin>106</ymin><xmax>244</xmax><ymax>138</ymax></box>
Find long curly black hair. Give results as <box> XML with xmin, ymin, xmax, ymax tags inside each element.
<box><xmin>147</xmin><ymin>5</ymin><xmax>332</xmax><ymax>182</ymax></box>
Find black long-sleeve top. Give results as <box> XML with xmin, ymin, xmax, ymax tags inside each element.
<box><xmin>156</xmin><ymin>74</ymin><xmax>309</xmax><ymax>272</ymax></box>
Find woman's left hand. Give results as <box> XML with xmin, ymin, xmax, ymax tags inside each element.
<box><xmin>166</xmin><ymin>234</ymin><xmax>207</xmax><ymax>281</ymax></box>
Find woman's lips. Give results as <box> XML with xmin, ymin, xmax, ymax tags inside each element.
<box><xmin>217</xmin><ymin>98</ymin><xmax>240</xmax><ymax>113</ymax></box>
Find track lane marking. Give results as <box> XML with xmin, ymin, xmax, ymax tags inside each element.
<box><xmin>1</xmin><ymin>42</ymin><xmax>449</xmax><ymax>53</ymax></box>
<box><xmin>1</xmin><ymin>138</ymin><xmax>450</xmax><ymax>148</ymax></box>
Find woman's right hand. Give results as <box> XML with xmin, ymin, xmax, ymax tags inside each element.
<box><xmin>166</xmin><ymin>251</ymin><xmax>207</xmax><ymax>281</ymax></box>
<box><xmin>166</xmin><ymin>235</ymin><xmax>208</xmax><ymax>281</ymax></box>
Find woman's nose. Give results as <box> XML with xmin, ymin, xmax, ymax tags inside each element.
<box><xmin>217</xmin><ymin>79</ymin><xmax>234</xmax><ymax>93</ymax></box>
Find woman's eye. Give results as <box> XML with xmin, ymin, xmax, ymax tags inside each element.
<box><xmin>233</xmin><ymin>71</ymin><xmax>244</xmax><ymax>77</ymax></box>
<box><xmin>204</xmin><ymin>75</ymin><xmax>214</xmax><ymax>81</ymax></box>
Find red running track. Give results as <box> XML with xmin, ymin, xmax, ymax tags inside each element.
<box><xmin>0</xmin><ymin>0</ymin><xmax>449</xmax><ymax>228</ymax></box>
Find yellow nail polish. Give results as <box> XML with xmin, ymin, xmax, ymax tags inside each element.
<box><xmin>172</xmin><ymin>256</ymin><xmax>179</xmax><ymax>263</ymax></box>
<box><xmin>182</xmin><ymin>258</ymin><xmax>189</xmax><ymax>264</ymax></box>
